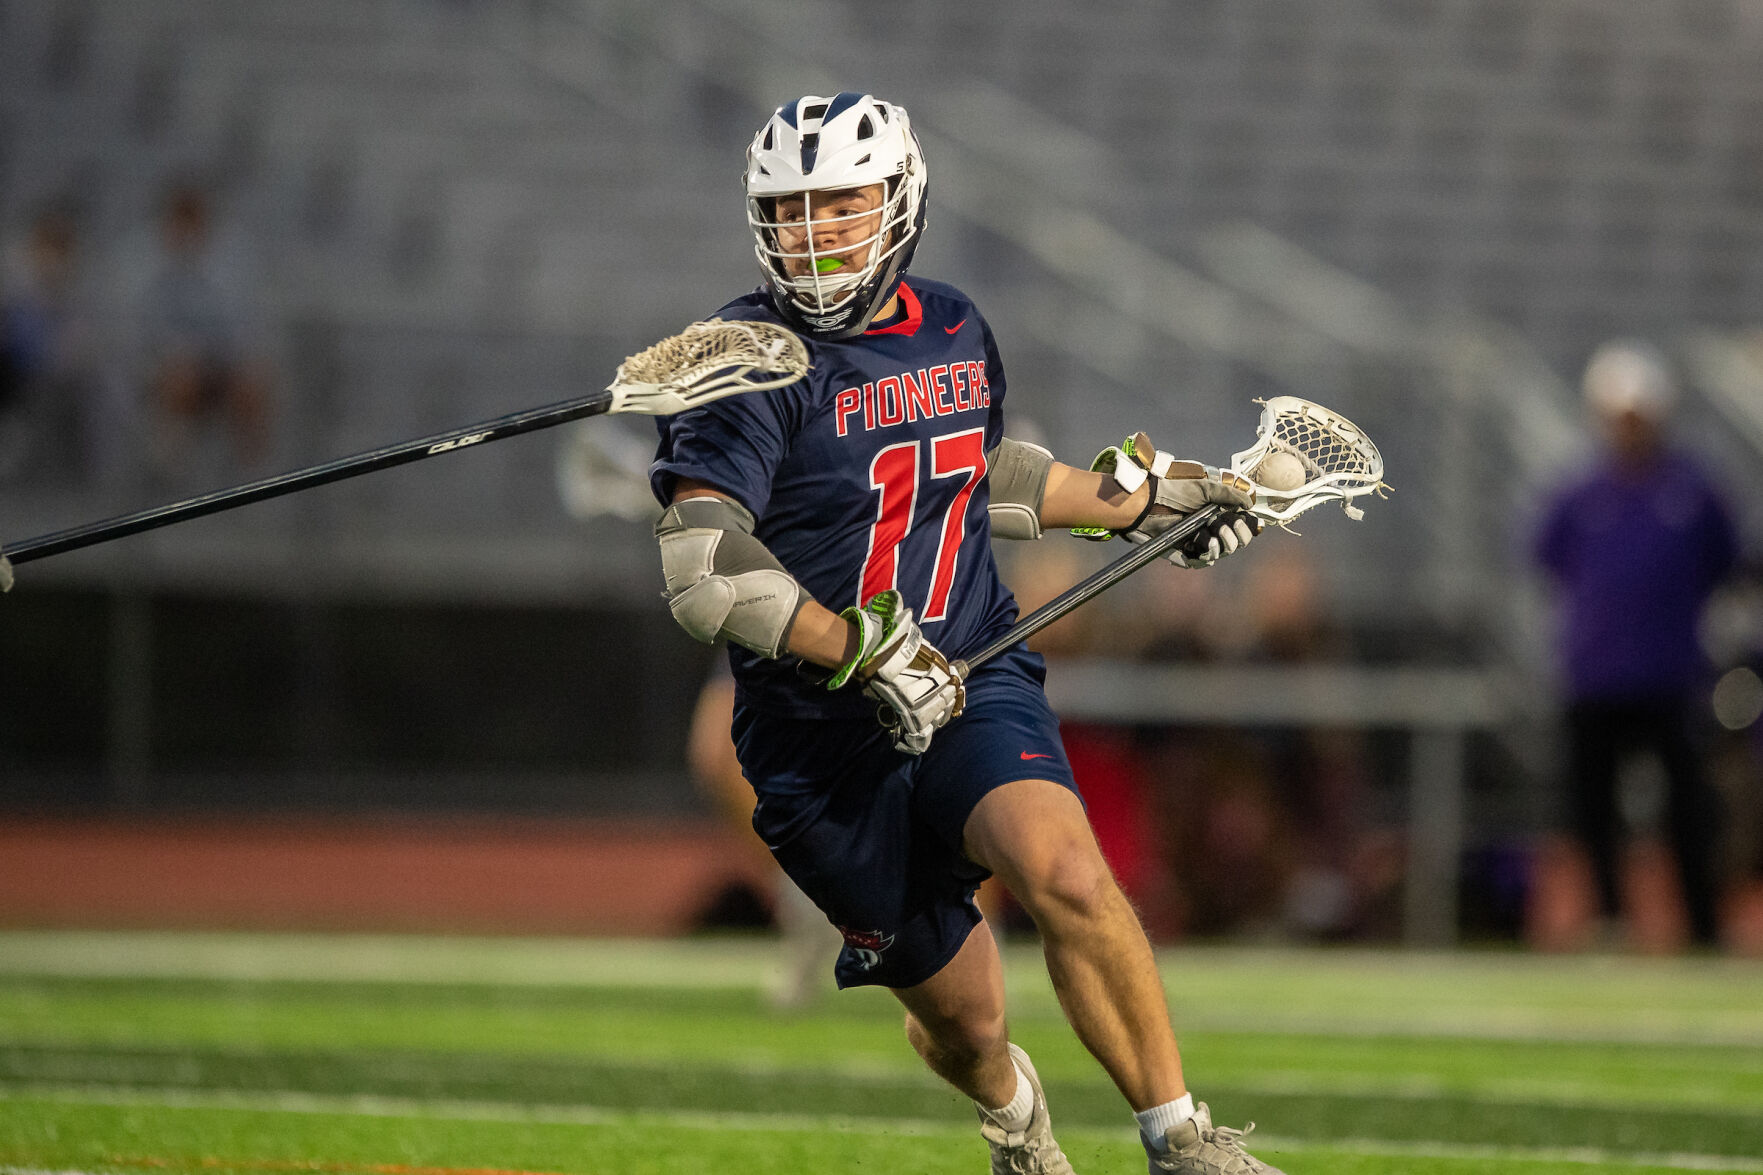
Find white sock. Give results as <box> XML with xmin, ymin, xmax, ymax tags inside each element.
<box><xmin>1136</xmin><ymin>1093</ymin><xmax>1196</xmax><ymax>1151</ymax></box>
<box><xmin>983</xmin><ymin>1059</ymin><xmax>1035</xmax><ymax>1133</ymax></box>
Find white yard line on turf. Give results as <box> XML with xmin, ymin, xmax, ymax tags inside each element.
<box><xmin>0</xmin><ymin>931</ymin><xmax>783</xmax><ymax>989</ymax></box>
<box><xmin>2</xmin><ymin>931</ymin><xmax>1760</xmax><ymax>1046</ymax></box>
<box><xmin>3</xmin><ymin>1085</ymin><xmax>1762</xmax><ymax>1173</ymax></box>
<box><xmin>0</xmin><ymin>1046</ymin><xmax>1752</xmax><ymax>1113</ymax></box>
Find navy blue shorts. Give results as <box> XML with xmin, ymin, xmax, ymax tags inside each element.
<box><xmin>733</xmin><ymin>647</ymin><xmax>1080</xmax><ymax>990</ymax></box>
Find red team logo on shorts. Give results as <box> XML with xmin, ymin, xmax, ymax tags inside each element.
<box><xmin>836</xmin><ymin>925</ymin><xmax>896</xmax><ymax>970</ymax></box>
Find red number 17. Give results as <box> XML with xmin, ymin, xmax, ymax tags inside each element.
<box><xmin>859</xmin><ymin>428</ymin><xmax>987</xmax><ymax>622</ymax></box>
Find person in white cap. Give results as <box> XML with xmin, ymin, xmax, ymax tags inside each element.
<box><xmin>1533</xmin><ymin>340</ymin><xmax>1740</xmax><ymax>948</ymax></box>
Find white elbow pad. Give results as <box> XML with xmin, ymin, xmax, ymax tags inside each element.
<box><xmin>986</xmin><ymin>437</ymin><xmax>1054</xmax><ymax>540</ymax></box>
<box><xmin>656</xmin><ymin>497</ymin><xmax>805</xmax><ymax>658</ymax></box>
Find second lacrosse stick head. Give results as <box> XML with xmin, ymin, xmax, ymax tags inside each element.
<box><xmin>1229</xmin><ymin>396</ymin><xmax>1387</xmax><ymax>523</ymax></box>
<box><xmin>607</xmin><ymin>319</ymin><xmax>810</xmax><ymax>416</ymax></box>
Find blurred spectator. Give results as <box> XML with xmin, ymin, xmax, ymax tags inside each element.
<box><xmin>121</xmin><ymin>178</ymin><xmax>272</xmax><ymax>479</ymax></box>
<box><xmin>1533</xmin><ymin>340</ymin><xmax>1740</xmax><ymax>949</ymax></box>
<box><xmin>998</xmin><ymin>540</ymin><xmax>1106</xmax><ymax>661</ymax></box>
<box><xmin>1140</xmin><ymin>544</ymin><xmax>1390</xmax><ymax>941</ymax></box>
<box><xmin>0</xmin><ymin>203</ymin><xmax>104</xmax><ymax>483</ymax></box>
<box><xmin>1117</xmin><ymin>543</ymin><xmax>1216</xmax><ymax>664</ymax></box>
<box><xmin>687</xmin><ymin>664</ymin><xmax>841</xmax><ymax>1009</ymax></box>
<box><xmin>1237</xmin><ymin>545</ymin><xmax>1389</xmax><ymax>940</ymax></box>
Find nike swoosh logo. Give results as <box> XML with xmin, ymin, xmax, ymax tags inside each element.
<box><xmin>1020</xmin><ymin>752</ymin><xmax>1053</xmax><ymax>760</ymax></box>
<box><xmin>945</xmin><ymin>319</ymin><xmax>966</xmax><ymax>334</ymax></box>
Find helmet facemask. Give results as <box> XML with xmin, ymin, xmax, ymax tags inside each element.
<box><xmin>749</xmin><ymin>178</ymin><xmax>913</xmax><ymax>329</ymax></box>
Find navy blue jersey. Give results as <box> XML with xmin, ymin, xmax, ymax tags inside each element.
<box><xmin>651</xmin><ymin>278</ymin><xmax>1021</xmax><ymax>719</ymax></box>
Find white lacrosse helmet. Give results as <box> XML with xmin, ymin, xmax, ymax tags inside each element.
<box><xmin>745</xmin><ymin>92</ymin><xmax>928</xmax><ymax>339</ymax></box>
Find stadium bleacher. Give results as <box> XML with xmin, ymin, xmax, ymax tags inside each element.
<box><xmin>1</xmin><ymin>1</ymin><xmax>1758</xmax><ymax>881</ymax></box>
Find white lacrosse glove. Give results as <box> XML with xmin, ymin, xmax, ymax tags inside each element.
<box><xmin>828</xmin><ymin>589</ymin><xmax>965</xmax><ymax>755</ymax></box>
<box><xmin>1076</xmin><ymin>432</ymin><xmax>1259</xmax><ymax>568</ymax></box>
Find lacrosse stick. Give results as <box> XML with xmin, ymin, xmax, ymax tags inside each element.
<box><xmin>0</xmin><ymin>319</ymin><xmax>808</xmax><ymax>592</ymax></box>
<box><xmin>953</xmin><ymin>396</ymin><xmax>1386</xmax><ymax>678</ymax></box>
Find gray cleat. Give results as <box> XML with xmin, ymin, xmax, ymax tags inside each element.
<box><xmin>1149</xmin><ymin>1103</ymin><xmax>1284</xmax><ymax>1174</ymax></box>
<box><xmin>976</xmin><ymin>1042</ymin><xmax>1077</xmax><ymax>1174</ymax></box>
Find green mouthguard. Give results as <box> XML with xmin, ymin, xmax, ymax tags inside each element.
<box><xmin>815</xmin><ymin>257</ymin><xmax>844</xmax><ymax>273</ymax></box>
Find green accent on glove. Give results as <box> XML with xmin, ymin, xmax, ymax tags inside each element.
<box><xmin>866</xmin><ymin>588</ymin><xmax>901</xmax><ymax>625</ymax></box>
<box><xmin>1072</xmin><ymin>441</ymin><xmax>1128</xmax><ymax>540</ymax></box>
<box><xmin>827</xmin><ymin>588</ymin><xmax>904</xmax><ymax>690</ymax></box>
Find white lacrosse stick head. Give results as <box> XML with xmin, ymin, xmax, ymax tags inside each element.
<box><xmin>1228</xmin><ymin>396</ymin><xmax>1387</xmax><ymax>523</ymax></box>
<box><xmin>607</xmin><ymin>319</ymin><xmax>810</xmax><ymax>416</ymax></box>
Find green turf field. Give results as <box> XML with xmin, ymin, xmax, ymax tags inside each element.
<box><xmin>0</xmin><ymin>932</ymin><xmax>1758</xmax><ymax>1174</ymax></box>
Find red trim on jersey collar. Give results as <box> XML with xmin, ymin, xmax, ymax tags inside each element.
<box><xmin>864</xmin><ymin>281</ymin><xmax>922</xmax><ymax>337</ymax></box>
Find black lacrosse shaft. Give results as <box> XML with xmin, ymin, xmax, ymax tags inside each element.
<box><xmin>1</xmin><ymin>388</ymin><xmax>617</xmax><ymax>566</ymax></box>
<box><xmin>953</xmin><ymin>504</ymin><xmax>1225</xmax><ymax>677</ymax></box>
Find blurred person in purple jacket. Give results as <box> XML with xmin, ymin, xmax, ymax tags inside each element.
<box><xmin>1534</xmin><ymin>340</ymin><xmax>1740</xmax><ymax>948</ymax></box>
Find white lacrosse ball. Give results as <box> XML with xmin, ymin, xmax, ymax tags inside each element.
<box><xmin>1254</xmin><ymin>450</ymin><xmax>1308</xmax><ymax>492</ymax></box>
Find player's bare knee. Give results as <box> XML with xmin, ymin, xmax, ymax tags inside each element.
<box><xmin>1013</xmin><ymin>841</ymin><xmax>1115</xmax><ymax>926</ymax></box>
<box><xmin>905</xmin><ymin>1006</ymin><xmax>1005</xmax><ymax>1069</ymax></box>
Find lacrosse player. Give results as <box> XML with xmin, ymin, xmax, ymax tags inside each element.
<box><xmin>650</xmin><ymin>93</ymin><xmax>1280</xmax><ymax>1174</ymax></box>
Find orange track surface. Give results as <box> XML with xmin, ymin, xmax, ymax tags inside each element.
<box><xmin>0</xmin><ymin>815</ymin><xmax>773</xmax><ymax>934</ymax></box>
